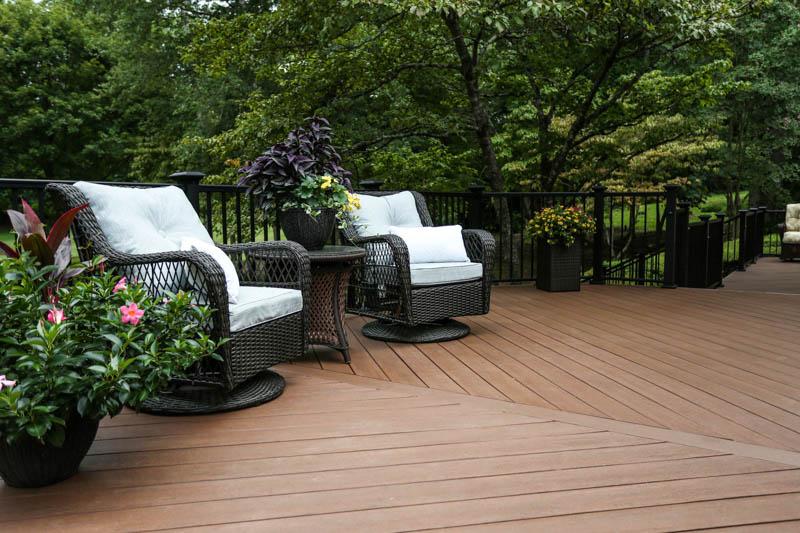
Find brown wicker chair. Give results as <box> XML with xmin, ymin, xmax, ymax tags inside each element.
<box><xmin>341</xmin><ymin>190</ymin><xmax>495</xmax><ymax>342</ymax></box>
<box><xmin>779</xmin><ymin>203</ymin><xmax>800</xmax><ymax>261</ymax></box>
<box><xmin>47</xmin><ymin>183</ymin><xmax>310</xmax><ymax>414</ymax></box>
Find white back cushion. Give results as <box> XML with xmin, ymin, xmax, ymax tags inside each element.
<box><xmin>74</xmin><ymin>182</ymin><xmax>214</xmax><ymax>254</ymax></box>
<box><xmin>180</xmin><ymin>237</ymin><xmax>240</xmax><ymax>304</ymax></box>
<box><xmin>786</xmin><ymin>203</ymin><xmax>800</xmax><ymax>232</ymax></box>
<box><xmin>353</xmin><ymin>191</ymin><xmax>422</xmax><ymax>237</ymax></box>
<box><xmin>389</xmin><ymin>225</ymin><xmax>469</xmax><ymax>263</ymax></box>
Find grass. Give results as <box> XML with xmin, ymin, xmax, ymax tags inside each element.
<box><xmin>607</xmin><ymin>193</ymin><xmax>751</xmax><ymax>233</ymax></box>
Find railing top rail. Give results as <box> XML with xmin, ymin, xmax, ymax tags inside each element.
<box><xmin>603</xmin><ymin>191</ymin><xmax>666</xmax><ymax>198</ymax></box>
<box><xmin>0</xmin><ymin>178</ymin><xmax>175</xmax><ymax>189</ymax></box>
<box><xmin>482</xmin><ymin>191</ymin><xmax>592</xmax><ymax>198</ymax></box>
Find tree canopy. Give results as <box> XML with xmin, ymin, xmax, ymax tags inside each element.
<box><xmin>1</xmin><ymin>0</ymin><xmax>797</xmax><ymax>206</ymax></box>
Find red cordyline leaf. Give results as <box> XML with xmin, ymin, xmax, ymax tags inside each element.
<box><xmin>20</xmin><ymin>199</ymin><xmax>45</xmax><ymax>238</ymax></box>
<box><xmin>46</xmin><ymin>203</ymin><xmax>88</xmax><ymax>254</ymax></box>
<box><xmin>0</xmin><ymin>240</ymin><xmax>19</xmax><ymax>259</ymax></box>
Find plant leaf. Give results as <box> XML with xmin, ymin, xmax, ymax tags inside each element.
<box><xmin>0</xmin><ymin>240</ymin><xmax>19</xmax><ymax>258</ymax></box>
<box><xmin>7</xmin><ymin>209</ymin><xmax>29</xmax><ymax>237</ymax></box>
<box><xmin>21</xmin><ymin>199</ymin><xmax>46</xmax><ymax>238</ymax></box>
<box><xmin>20</xmin><ymin>233</ymin><xmax>54</xmax><ymax>266</ymax></box>
<box><xmin>46</xmin><ymin>203</ymin><xmax>88</xmax><ymax>254</ymax></box>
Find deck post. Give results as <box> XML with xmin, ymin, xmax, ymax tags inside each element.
<box><xmin>590</xmin><ymin>185</ymin><xmax>607</xmax><ymax>284</ymax></box>
<box><xmin>467</xmin><ymin>186</ymin><xmax>485</xmax><ymax>229</ymax></box>
<box><xmin>170</xmin><ymin>171</ymin><xmax>204</xmax><ymax>213</ymax></box>
<box><xmin>737</xmin><ymin>209</ymin><xmax>748</xmax><ymax>271</ymax></box>
<box><xmin>715</xmin><ymin>213</ymin><xmax>726</xmax><ymax>287</ymax></box>
<box><xmin>359</xmin><ymin>180</ymin><xmax>384</xmax><ymax>191</ymax></box>
<box><xmin>676</xmin><ymin>202</ymin><xmax>691</xmax><ymax>287</ymax></box>
<box><xmin>698</xmin><ymin>214</ymin><xmax>712</xmax><ymax>288</ymax></box>
<box><xmin>662</xmin><ymin>184</ymin><xmax>680</xmax><ymax>288</ymax></box>
<box><xmin>757</xmin><ymin>206</ymin><xmax>767</xmax><ymax>258</ymax></box>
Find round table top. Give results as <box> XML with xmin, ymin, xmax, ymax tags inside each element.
<box><xmin>307</xmin><ymin>245</ymin><xmax>366</xmax><ymax>263</ymax></box>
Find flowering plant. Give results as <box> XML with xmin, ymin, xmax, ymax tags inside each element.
<box><xmin>238</xmin><ymin>117</ymin><xmax>353</xmax><ymax>216</ymax></box>
<box><xmin>0</xmin><ymin>254</ymin><xmax>220</xmax><ymax>446</ymax></box>
<box><xmin>283</xmin><ymin>174</ymin><xmax>361</xmax><ymax>227</ymax></box>
<box><xmin>527</xmin><ymin>205</ymin><xmax>596</xmax><ymax>247</ymax></box>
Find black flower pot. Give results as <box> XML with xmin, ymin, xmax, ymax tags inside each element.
<box><xmin>536</xmin><ymin>240</ymin><xmax>582</xmax><ymax>292</ymax></box>
<box><xmin>278</xmin><ymin>207</ymin><xmax>336</xmax><ymax>250</ymax></box>
<box><xmin>0</xmin><ymin>411</ymin><xmax>100</xmax><ymax>488</ymax></box>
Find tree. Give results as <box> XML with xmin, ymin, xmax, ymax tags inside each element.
<box><xmin>0</xmin><ymin>0</ymin><xmax>113</xmax><ymax>180</ymax></box>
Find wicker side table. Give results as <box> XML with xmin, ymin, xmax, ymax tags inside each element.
<box><xmin>307</xmin><ymin>245</ymin><xmax>366</xmax><ymax>363</ymax></box>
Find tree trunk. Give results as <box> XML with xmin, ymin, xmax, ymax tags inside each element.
<box><xmin>442</xmin><ymin>10</ymin><xmax>520</xmax><ymax>279</ymax></box>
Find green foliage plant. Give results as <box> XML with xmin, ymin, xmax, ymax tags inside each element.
<box><xmin>527</xmin><ymin>205</ymin><xmax>596</xmax><ymax>247</ymax></box>
<box><xmin>0</xmin><ymin>253</ymin><xmax>220</xmax><ymax>446</ymax></box>
<box><xmin>238</xmin><ymin>117</ymin><xmax>359</xmax><ymax>223</ymax></box>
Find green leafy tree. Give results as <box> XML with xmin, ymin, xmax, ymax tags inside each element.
<box><xmin>0</xmin><ymin>0</ymin><xmax>113</xmax><ymax>180</ymax></box>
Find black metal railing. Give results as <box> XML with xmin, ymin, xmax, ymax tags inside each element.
<box><xmin>3</xmin><ymin>174</ymin><xmax>776</xmax><ymax>288</ymax></box>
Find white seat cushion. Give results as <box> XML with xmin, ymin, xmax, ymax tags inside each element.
<box><xmin>409</xmin><ymin>262</ymin><xmax>483</xmax><ymax>286</ymax></box>
<box><xmin>352</xmin><ymin>191</ymin><xmax>422</xmax><ymax>237</ymax></box>
<box><xmin>74</xmin><ymin>182</ymin><xmax>214</xmax><ymax>254</ymax></box>
<box><xmin>783</xmin><ymin>231</ymin><xmax>800</xmax><ymax>245</ymax></box>
<box><xmin>228</xmin><ymin>286</ymin><xmax>303</xmax><ymax>332</ymax></box>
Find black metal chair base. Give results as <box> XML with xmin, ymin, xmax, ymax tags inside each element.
<box><xmin>138</xmin><ymin>370</ymin><xmax>285</xmax><ymax>416</ymax></box>
<box><xmin>362</xmin><ymin>319</ymin><xmax>470</xmax><ymax>343</ymax></box>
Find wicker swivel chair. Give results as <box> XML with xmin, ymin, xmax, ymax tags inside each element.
<box><xmin>341</xmin><ymin>190</ymin><xmax>495</xmax><ymax>342</ymax></box>
<box><xmin>779</xmin><ymin>203</ymin><xmax>800</xmax><ymax>261</ymax></box>
<box><xmin>47</xmin><ymin>182</ymin><xmax>310</xmax><ymax>414</ymax></box>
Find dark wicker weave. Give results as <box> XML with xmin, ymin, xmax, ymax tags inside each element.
<box><xmin>536</xmin><ymin>241</ymin><xmax>582</xmax><ymax>292</ymax></box>
<box><xmin>46</xmin><ymin>184</ymin><xmax>310</xmax><ymax>413</ymax></box>
<box><xmin>341</xmin><ymin>191</ymin><xmax>495</xmax><ymax>341</ymax></box>
<box><xmin>778</xmin><ymin>224</ymin><xmax>800</xmax><ymax>261</ymax></box>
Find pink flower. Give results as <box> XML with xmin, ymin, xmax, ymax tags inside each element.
<box><xmin>0</xmin><ymin>375</ymin><xmax>16</xmax><ymax>391</ymax></box>
<box><xmin>119</xmin><ymin>302</ymin><xmax>145</xmax><ymax>325</ymax></box>
<box><xmin>47</xmin><ymin>307</ymin><xmax>66</xmax><ymax>324</ymax></box>
<box><xmin>112</xmin><ymin>277</ymin><xmax>128</xmax><ymax>293</ymax></box>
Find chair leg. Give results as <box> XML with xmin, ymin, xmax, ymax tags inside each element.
<box><xmin>361</xmin><ymin>319</ymin><xmax>470</xmax><ymax>343</ymax></box>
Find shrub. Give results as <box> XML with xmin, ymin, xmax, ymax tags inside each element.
<box><xmin>0</xmin><ymin>254</ymin><xmax>220</xmax><ymax>446</ymax></box>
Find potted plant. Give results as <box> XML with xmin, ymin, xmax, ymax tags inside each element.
<box><xmin>0</xmin><ymin>203</ymin><xmax>219</xmax><ymax>488</ymax></box>
<box><xmin>237</xmin><ymin>116</ymin><xmax>360</xmax><ymax>250</ymax></box>
<box><xmin>527</xmin><ymin>205</ymin><xmax>595</xmax><ymax>292</ymax></box>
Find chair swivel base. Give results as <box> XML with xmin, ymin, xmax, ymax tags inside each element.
<box><xmin>362</xmin><ymin>319</ymin><xmax>470</xmax><ymax>343</ymax></box>
<box><xmin>138</xmin><ymin>370</ymin><xmax>285</xmax><ymax>416</ymax></box>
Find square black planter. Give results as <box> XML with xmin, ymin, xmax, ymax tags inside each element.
<box><xmin>536</xmin><ymin>240</ymin><xmax>582</xmax><ymax>292</ymax></box>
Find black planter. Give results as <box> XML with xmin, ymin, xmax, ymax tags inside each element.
<box><xmin>0</xmin><ymin>411</ymin><xmax>99</xmax><ymax>488</ymax></box>
<box><xmin>536</xmin><ymin>240</ymin><xmax>582</xmax><ymax>292</ymax></box>
<box><xmin>278</xmin><ymin>208</ymin><xmax>336</xmax><ymax>251</ymax></box>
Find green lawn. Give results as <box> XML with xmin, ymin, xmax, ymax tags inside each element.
<box><xmin>607</xmin><ymin>193</ymin><xmax>751</xmax><ymax>233</ymax></box>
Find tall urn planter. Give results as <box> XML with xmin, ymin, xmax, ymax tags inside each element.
<box><xmin>536</xmin><ymin>240</ymin><xmax>582</xmax><ymax>292</ymax></box>
<box><xmin>278</xmin><ymin>208</ymin><xmax>336</xmax><ymax>250</ymax></box>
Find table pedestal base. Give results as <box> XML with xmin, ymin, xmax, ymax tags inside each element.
<box><xmin>362</xmin><ymin>319</ymin><xmax>470</xmax><ymax>343</ymax></box>
<box><xmin>139</xmin><ymin>370</ymin><xmax>285</xmax><ymax>415</ymax></box>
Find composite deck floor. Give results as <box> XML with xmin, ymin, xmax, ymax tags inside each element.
<box><xmin>721</xmin><ymin>256</ymin><xmax>800</xmax><ymax>295</ymax></box>
<box><xmin>4</xmin><ymin>276</ymin><xmax>800</xmax><ymax>531</ymax></box>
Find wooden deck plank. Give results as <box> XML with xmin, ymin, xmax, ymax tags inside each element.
<box><xmin>5</xmin><ymin>273</ymin><xmax>800</xmax><ymax>531</ymax></box>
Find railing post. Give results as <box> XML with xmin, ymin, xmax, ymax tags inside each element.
<box><xmin>757</xmin><ymin>206</ymin><xmax>767</xmax><ymax>257</ymax></box>
<box><xmin>359</xmin><ymin>180</ymin><xmax>384</xmax><ymax>191</ymax></box>
<box><xmin>467</xmin><ymin>186</ymin><xmax>485</xmax><ymax>229</ymax></box>
<box><xmin>676</xmin><ymin>201</ymin><xmax>691</xmax><ymax>287</ymax></box>
<box><xmin>698</xmin><ymin>215</ymin><xmax>712</xmax><ymax>288</ymax></box>
<box><xmin>636</xmin><ymin>253</ymin><xmax>646</xmax><ymax>286</ymax></box>
<box><xmin>590</xmin><ymin>185</ymin><xmax>607</xmax><ymax>285</ymax></box>
<box><xmin>714</xmin><ymin>213</ymin><xmax>726</xmax><ymax>287</ymax></box>
<box><xmin>748</xmin><ymin>207</ymin><xmax>759</xmax><ymax>263</ymax></box>
<box><xmin>170</xmin><ymin>171</ymin><xmax>205</xmax><ymax>212</ymax></box>
<box><xmin>662</xmin><ymin>184</ymin><xmax>680</xmax><ymax>289</ymax></box>
<box><xmin>737</xmin><ymin>209</ymin><xmax>748</xmax><ymax>271</ymax></box>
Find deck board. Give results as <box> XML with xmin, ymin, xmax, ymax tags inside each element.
<box><xmin>4</xmin><ymin>276</ymin><xmax>800</xmax><ymax>531</ymax></box>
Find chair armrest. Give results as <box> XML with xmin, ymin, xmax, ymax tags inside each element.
<box><xmin>779</xmin><ymin>223</ymin><xmax>786</xmax><ymax>238</ymax></box>
<box><xmin>462</xmin><ymin>229</ymin><xmax>495</xmax><ymax>264</ymax></box>
<box><xmin>351</xmin><ymin>234</ymin><xmax>411</xmax><ymax>277</ymax></box>
<box><xmin>217</xmin><ymin>240</ymin><xmax>311</xmax><ymax>297</ymax></box>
